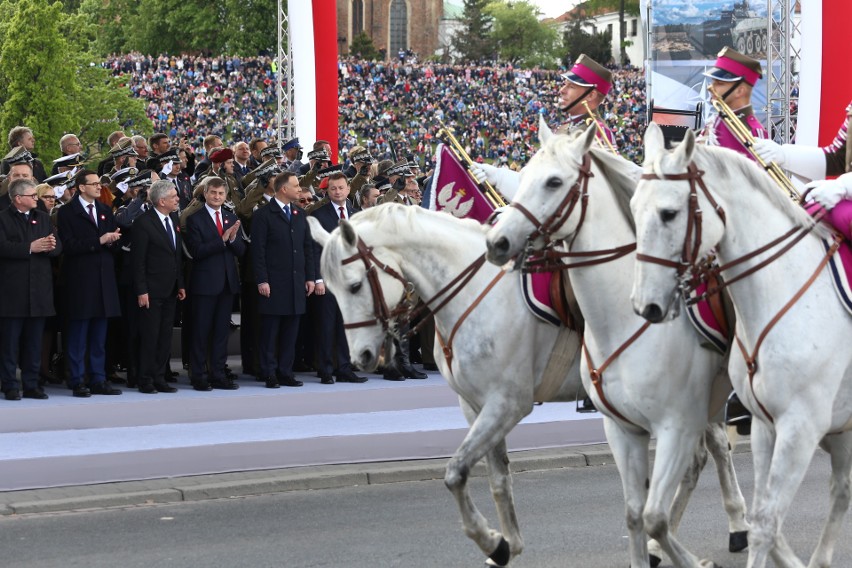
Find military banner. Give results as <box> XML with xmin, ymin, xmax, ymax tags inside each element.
<box><xmin>428</xmin><ymin>144</ymin><xmax>495</xmax><ymax>224</ymax></box>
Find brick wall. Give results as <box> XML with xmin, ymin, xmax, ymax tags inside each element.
<box><xmin>338</xmin><ymin>0</ymin><xmax>442</xmax><ymax>58</ymax></box>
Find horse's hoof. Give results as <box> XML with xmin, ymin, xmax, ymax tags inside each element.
<box><xmin>728</xmin><ymin>530</ymin><xmax>748</xmax><ymax>552</ymax></box>
<box><xmin>487</xmin><ymin>537</ymin><xmax>511</xmax><ymax>567</ymax></box>
<box><xmin>649</xmin><ymin>553</ymin><xmax>662</xmax><ymax>568</ymax></box>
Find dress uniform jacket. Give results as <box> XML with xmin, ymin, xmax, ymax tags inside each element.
<box><xmin>0</xmin><ymin>207</ymin><xmax>62</xmax><ymax>317</ymax></box>
<box><xmin>704</xmin><ymin>105</ymin><xmax>767</xmax><ymax>160</ymax></box>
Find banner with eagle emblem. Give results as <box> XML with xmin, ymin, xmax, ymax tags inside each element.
<box><xmin>428</xmin><ymin>144</ymin><xmax>495</xmax><ymax>223</ymax></box>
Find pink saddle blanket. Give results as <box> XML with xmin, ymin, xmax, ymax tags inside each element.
<box><xmin>806</xmin><ymin>201</ymin><xmax>852</xmax><ymax>314</ymax></box>
<box><xmin>521</xmin><ymin>271</ymin><xmax>563</xmax><ymax>327</ymax></box>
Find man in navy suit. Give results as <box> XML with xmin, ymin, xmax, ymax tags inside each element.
<box><xmin>251</xmin><ymin>171</ymin><xmax>316</xmax><ymax>388</ymax></box>
<box><xmin>131</xmin><ymin>180</ymin><xmax>186</xmax><ymax>394</ymax></box>
<box><xmin>310</xmin><ymin>171</ymin><xmax>367</xmax><ymax>384</ymax></box>
<box><xmin>57</xmin><ymin>169</ymin><xmax>124</xmax><ymax>397</ymax></box>
<box><xmin>184</xmin><ymin>177</ymin><xmax>246</xmax><ymax>391</ymax></box>
<box><xmin>0</xmin><ymin>179</ymin><xmax>62</xmax><ymax>400</ymax></box>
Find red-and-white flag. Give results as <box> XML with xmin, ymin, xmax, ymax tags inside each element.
<box><xmin>428</xmin><ymin>144</ymin><xmax>496</xmax><ymax>224</ymax></box>
<box><xmin>290</xmin><ymin>0</ymin><xmax>339</xmax><ymax>161</ymax></box>
<box><xmin>798</xmin><ymin>1</ymin><xmax>852</xmax><ymax>147</ymax></box>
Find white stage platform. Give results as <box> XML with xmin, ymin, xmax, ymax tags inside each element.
<box><xmin>1</xmin><ymin>365</ymin><xmax>605</xmax><ymax>492</ymax></box>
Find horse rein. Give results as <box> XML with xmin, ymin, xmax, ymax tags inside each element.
<box><xmin>637</xmin><ymin>161</ymin><xmax>842</xmax><ymax>423</ymax></box>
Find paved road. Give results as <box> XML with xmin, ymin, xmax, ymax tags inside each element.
<box><xmin>0</xmin><ymin>452</ymin><xmax>844</xmax><ymax>568</ymax></box>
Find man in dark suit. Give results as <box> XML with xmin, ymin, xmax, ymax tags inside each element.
<box><xmin>0</xmin><ymin>179</ymin><xmax>62</xmax><ymax>400</ymax></box>
<box><xmin>251</xmin><ymin>171</ymin><xmax>316</xmax><ymax>388</ymax></box>
<box><xmin>184</xmin><ymin>177</ymin><xmax>246</xmax><ymax>391</ymax></box>
<box><xmin>131</xmin><ymin>180</ymin><xmax>186</xmax><ymax>394</ymax></box>
<box><xmin>310</xmin><ymin>171</ymin><xmax>367</xmax><ymax>384</ymax></box>
<box><xmin>56</xmin><ymin>169</ymin><xmax>124</xmax><ymax>397</ymax></box>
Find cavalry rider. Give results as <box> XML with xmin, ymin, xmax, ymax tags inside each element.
<box><xmin>470</xmin><ymin>53</ymin><xmax>615</xmax><ymax>200</ymax></box>
<box><xmin>702</xmin><ymin>47</ymin><xmax>768</xmax><ymax>159</ymax></box>
<box><xmin>754</xmin><ymin>101</ymin><xmax>852</xmax><ymax>230</ymax></box>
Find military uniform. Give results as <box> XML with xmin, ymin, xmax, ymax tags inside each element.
<box><xmin>701</xmin><ymin>47</ymin><xmax>768</xmax><ymax>160</ymax></box>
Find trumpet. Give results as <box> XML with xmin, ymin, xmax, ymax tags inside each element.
<box><xmin>708</xmin><ymin>86</ymin><xmax>800</xmax><ymax>200</ymax></box>
<box><xmin>436</xmin><ymin>121</ymin><xmax>508</xmax><ymax>208</ymax></box>
<box><xmin>581</xmin><ymin>101</ymin><xmax>619</xmax><ymax>156</ymax></box>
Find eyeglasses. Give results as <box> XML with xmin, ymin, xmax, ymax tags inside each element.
<box><xmin>40</xmin><ymin>195</ymin><xmax>56</xmax><ymax>201</ymax></box>
<box><xmin>79</xmin><ymin>182</ymin><xmax>100</xmax><ymax>187</ymax></box>
<box><xmin>18</xmin><ymin>193</ymin><xmax>38</xmax><ymax>199</ymax></box>
<box><xmin>298</xmin><ymin>199</ymin><xmax>310</xmax><ymax>204</ymax></box>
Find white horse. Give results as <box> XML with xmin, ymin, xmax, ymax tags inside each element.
<box><xmin>631</xmin><ymin>123</ymin><xmax>852</xmax><ymax>568</ymax></box>
<box><xmin>484</xmin><ymin>122</ymin><xmax>749</xmax><ymax>568</ymax></box>
<box><xmin>308</xmin><ymin>205</ymin><xmax>586</xmax><ymax>567</ymax></box>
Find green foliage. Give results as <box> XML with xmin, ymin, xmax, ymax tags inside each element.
<box><xmin>0</xmin><ymin>0</ymin><xmax>151</xmax><ymax>162</ymax></box>
<box><xmin>562</xmin><ymin>21</ymin><xmax>614</xmax><ymax>68</ymax></box>
<box><xmin>579</xmin><ymin>0</ymin><xmax>640</xmax><ymax>66</ymax></box>
<box><xmin>0</xmin><ymin>0</ymin><xmax>78</xmax><ymax>162</ymax></box>
<box><xmin>222</xmin><ymin>0</ymin><xmax>277</xmax><ymax>56</ymax></box>
<box><xmin>349</xmin><ymin>31</ymin><xmax>380</xmax><ymax>61</ymax></box>
<box><xmin>485</xmin><ymin>1</ymin><xmax>560</xmax><ymax>68</ymax></box>
<box><xmin>451</xmin><ymin>0</ymin><xmax>497</xmax><ymax>63</ymax></box>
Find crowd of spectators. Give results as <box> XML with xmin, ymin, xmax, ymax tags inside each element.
<box><xmin>104</xmin><ymin>53</ymin><xmax>648</xmax><ymax>168</ymax></box>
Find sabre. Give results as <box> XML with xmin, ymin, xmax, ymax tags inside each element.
<box><xmin>436</xmin><ymin>120</ymin><xmax>508</xmax><ymax>209</ymax></box>
<box><xmin>708</xmin><ymin>86</ymin><xmax>800</xmax><ymax>201</ymax></box>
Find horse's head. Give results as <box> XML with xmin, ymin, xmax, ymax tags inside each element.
<box><xmin>308</xmin><ymin>216</ymin><xmax>409</xmax><ymax>372</ymax></box>
<box><xmin>486</xmin><ymin>116</ymin><xmax>598</xmax><ymax>265</ymax></box>
<box><xmin>630</xmin><ymin>123</ymin><xmax>726</xmax><ymax>323</ymax></box>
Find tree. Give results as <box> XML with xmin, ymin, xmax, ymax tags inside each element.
<box><xmin>222</xmin><ymin>0</ymin><xmax>277</xmax><ymax>55</ymax></box>
<box><xmin>486</xmin><ymin>1</ymin><xmax>560</xmax><ymax>68</ymax></box>
<box><xmin>562</xmin><ymin>21</ymin><xmax>613</xmax><ymax>68</ymax></box>
<box><xmin>451</xmin><ymin>0</ymin><xmax>497</xmax><ymax>63</ymax></box>
<box><xmin>581</xmin><ymin>0</ymin><xmax>640</xmax><ymax>67</ymax></box>
<box><xmin>0</xmin><ymin>0</ymin><xmax>79</xmax><ymax>161</ymax></box>
<box><xmin>349</xmin><ymin>31</ymin><xmax>380</xmax><ymax>61</ymax></box>
<box><xmin>0</xmin><ymin>0</ymin><xmax>151</xmax><ymax>162</ymax></box>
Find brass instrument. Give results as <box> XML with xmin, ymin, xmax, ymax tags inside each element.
<box><xmin>581</xmin><ymin>101</ymin><xmax>619</xmax><ymax>156</ymax></box>
<box><xmin>436</xmin><ymin>121</ymin><xmax>508</xmax><ymax>208</ymax></box>
<box><xmin>708</xmin><ymin>86</ymin><xmax>800</xmax><ymax>200</ymax></box>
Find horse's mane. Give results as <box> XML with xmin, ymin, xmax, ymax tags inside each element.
<box><xmin>321</xmin><ymin>204</ymin><xmax>485</xmax><ymax>275</ymax></box>
<box><xmin>589</xmin><ymin>147</ymin><xmax>643</xmax><ymax>233</ymax></box>
<box><xmin>686</xmin><ymin>145</ymin><xmax>830</xmax><ymax>238</ymax></box>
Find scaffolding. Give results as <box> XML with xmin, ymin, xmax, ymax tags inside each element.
<box><xmin>766</xmin><ymin>0</ymin><xmax>800</xmax><ymax>143</ymax></box>
<box><xmin>276</xmin><ymin>0</ymin><xmax>295</xmax><ymax>147</ymax></box>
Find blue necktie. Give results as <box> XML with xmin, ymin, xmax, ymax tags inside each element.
<box><xmin>164</xmin><ymin>216</ymin><xmax>175</xmax><ymax>249</ymax></box>
<box><xmin>283</xmin><ymin>204</ymin><xmax>291</xmax><ymax>221</ymax></box>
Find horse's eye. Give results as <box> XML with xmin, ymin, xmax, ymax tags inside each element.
<box><xmin>546</xmin><ymin>176</ymin><xmax>563</xmax><ymax>189</ymax></box>
<box><xmin>349</xmin><ymin>282</ymin><xmax>362</xmax><ymax>294</ymax></box>
<box><xmin>660</xmin><ymin>209</ymin><xmax>678</xmax><ymax>223</ymax></box>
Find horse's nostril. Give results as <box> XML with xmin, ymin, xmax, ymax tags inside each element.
<box><xmin>641</xmin><ymin>304</ymin><xmax>664</xmax><ymax>323</ymax></box>
<box><xmin>494</xmin><ymin>237</ymin><xmax>509</xmax><ymax>252</ymax></box>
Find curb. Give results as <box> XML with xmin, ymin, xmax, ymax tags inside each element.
<box><xmin>0</xmin><ymin>440</ymin><xmax>751</xmax><ymax>516</ymax></box>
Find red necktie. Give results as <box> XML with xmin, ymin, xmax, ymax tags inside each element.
<box><xmin>87</xmin><ymin>203</ymin><xmax>96</xmax><ymax>226</ymax></box>
<box><xmin>215</xmin><ymin>210</ymin><xmax>223</xmax><ymax>236</ymax></box>
<box><xmin>338</xmin><ymin>206</ymin><xmax>345</xmax><ymax>220</ymax></box>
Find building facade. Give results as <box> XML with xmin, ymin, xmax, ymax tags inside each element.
<box><xmin>337</xmin><ymin>0</ymin><xmax>443</xmax><ymax>58</ymax></box>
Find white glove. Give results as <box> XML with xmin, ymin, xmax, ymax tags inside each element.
<box><xmin>753</xmin><ymin>139</ymin><xmax>827</xmax><ymax>182</ymax></box>
<box><xmin>468</xmin><ymin>163</ymin><xmax>520</xmax><ymax>200</ymax></box>
<box><xmin>753</xmin><ymin>139</ymin><xmax>785</xmax><ymax>166</ymax></box>
<box><xmin>804</xmin><ymin>172</ymin><xmax>852</xmax><ymax>210</ymax></box>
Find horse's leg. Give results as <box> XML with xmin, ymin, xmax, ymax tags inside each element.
<box><xmin>704</xmin><ymin>421</ymin><xmax>749</xmax><ymax>552</ymax></box>
<box><xmin>604</xmin><ymin>417</ymin><xmax>651</xmax><ymax>568</ymax></box>
<box><xmin>748</xmin><ymin>417</ymin><xmax>820</xmax><ymax>568</ymax></box>
<box><xmin>806</xmin><ymin>430</ymin><xmax>852</xmax><ymax>568</ymax></box>
<box><xmin>644</xmin><ymin>426</ymin><xmax>716</xmax><ymax>568</ymax></box>
<box><xmin>647</xmin><ymin>431</ymin><xmax>709</xmax><ymax>566</ymax></box>
<box><xmin>483</xmin><ymin>439</ymin><xmax>525</xmax><ymax>567</ymax></box>
<box><xmin>448</xmin><ymin>396</ymin><xmax>531</xmax><ymax>567</ymax></box>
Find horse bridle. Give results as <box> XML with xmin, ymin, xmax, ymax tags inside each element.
<box><xmin>636</xmin><ymin>161</ymin><xmax>842</xmax><ymax>423</ymax></box>
<box><xmin>339</xmin><ymin>235</ymin><xmax>497</xmax><ymax>359</ymax></box>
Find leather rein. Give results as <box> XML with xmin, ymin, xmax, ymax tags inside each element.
<box><xmin>637</xmin><ymin>163</ymin><xmax>841</xmax><ymax>423</ymax></box>
<box><xmin>340</xmin><ymin>236</ymin><xmax>503</xmax><ymax>370</ymax></box>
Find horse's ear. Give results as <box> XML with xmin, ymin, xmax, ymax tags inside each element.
<box><xmin>538</xmin><ymin>114</ymin><xmax>553</xmax><ymax>145</ymax></box>
<box><xmin>672</xmin><ymin>128</ymin><xmax>696</xmax><ymax>164</ymax></box>
<box><xmin>579</xmin><ymin>121</ymin><xmax>598</xmax><ymax>153</ymax></box>
<box><xmin>644</xmin><ymin>122</ymin><xmax>666</xmax><ymax>159</ymax></box>
<box><xmin>307</xmin><ymin>217</ymin><xmax>331</xmax><ymax>248</ymax></box>
<box><xmin>339</xmin><ymin>219</ymin><xmax>358</xmax><ymax>248</ymax></box>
